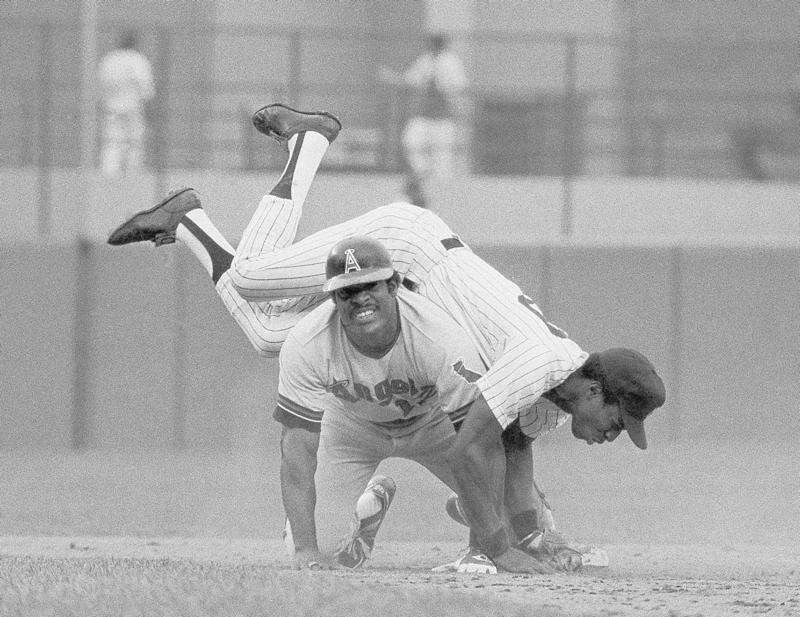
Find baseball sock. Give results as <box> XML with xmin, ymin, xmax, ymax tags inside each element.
<box><xmin>269</xmin><ymin>131</ymin><xmax>330</xmax><ymax>204</ymax></box>
<box><xmin>176</xmin><ymin>209</ymin><xmax>234</xmax><ymax>283</ymax></box>
<box><xmin>235</xmin><ymin>130</ymin><xmax>329</xmax><ymax>262</ymax></box>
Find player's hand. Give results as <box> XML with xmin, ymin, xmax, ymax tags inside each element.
<box><xmin>518</xmin><ymin>530</ymin><xmax>586</xmax><ymax>572</ymax></box>
<box><xmin>492</xmin><ymin>547</ymin><xmax>555</xmax><ymax>574</ymax></box>
<box><xmin>549</xmin><ymin>547</ymin><xmax>583</xmax><ymax>572</ymax></box>
<box><xmin>291</xmin><ymin>549</ymin><xmax>337</xmax><ymax>570</ymax></box>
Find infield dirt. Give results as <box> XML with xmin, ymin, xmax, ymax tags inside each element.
<box><xmin>1</xmin><ymin>445</ymin><xmax>797</xmax><ymax>616</ymax></box>
<box><xmin>0</xmin><ymin>536</ymin><xmax>797</xmax><ymax>616</ymax></box>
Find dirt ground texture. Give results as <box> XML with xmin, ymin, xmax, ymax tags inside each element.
<box><xmin>1</xmin><ymin>536</ymin><xmax>798</xmax><ymax>617</ymax></box>
<box><xmin>1</xmin><ymin>446</ymin><xmax>798</xmax><ymax>616</ymax></box>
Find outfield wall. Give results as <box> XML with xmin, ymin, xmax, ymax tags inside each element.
<box><xmin>1</xmin><ymin>170</ymin><xmax>798</xmax><ymax>450</ymax></box>
<box><xmin>5</xmin><ymin>169</ymin><xmax>800</xmax><ymax>245</ymax></box>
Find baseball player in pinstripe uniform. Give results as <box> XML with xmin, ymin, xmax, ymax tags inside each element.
<box><xmin>108</xmin><ymin>103</ymin><xmax>665</xmax><ymax>574</ymax></box>
<box><xmin>106</xmin><ymin>105</ymin><xmax>529</xmax><ymax>573</ymax></box>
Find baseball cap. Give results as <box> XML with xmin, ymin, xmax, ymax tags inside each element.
<box><xmin>594</xmin><ymin>348</ymin><xmax>666</xmax><ymax>450</ymax></box>
<box><xmin>323</xmin><ymin>235</ymin><xmax>396</xmax><ymax>292</ymax></box>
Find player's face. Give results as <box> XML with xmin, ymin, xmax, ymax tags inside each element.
<box><xmin>332</xmin><ymin>278</ymin><xmax>399</xmax><ymax>350</ymax></box>
<box><xmin>553</xmin><ymin>382</ymin><xmax>624</xmax><ymax>445</ymax></box>
<box><xmin>569</xmin><ymin>399</ymin><xmax>624</xmax><ymax>446</ymax></box>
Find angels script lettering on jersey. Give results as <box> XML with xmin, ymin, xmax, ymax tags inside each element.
<box><xmin>325</xmin><ymin>377</ymin><xmax>437</xmax><ymax>416</ymax></box>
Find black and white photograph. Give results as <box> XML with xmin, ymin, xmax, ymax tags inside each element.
<box><xmin>1</xmin><ymin>1</ymin><xmax>798</xmax><ymax>615</ymax></box>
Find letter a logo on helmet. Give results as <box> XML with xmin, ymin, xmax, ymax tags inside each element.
<box><xmin>323</xmin><ymin>235</ymin><xmax>397</xmax><ymax>292</ymax></box>
<box><xmin>343</xmin><ymin>248</ymin><xmax>361</xmax><ymax>273</ymax></box>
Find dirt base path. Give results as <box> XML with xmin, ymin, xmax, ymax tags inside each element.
<box><xmin>1</xmin><ymin>536</ymin><xmax>797</xmax><ymax>616</ymax></box>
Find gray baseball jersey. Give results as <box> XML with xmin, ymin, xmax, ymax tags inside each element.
<box><xmin>278</xmin><ymin>287</ymin><xmax>484</xmax><ymax>429</ymax></box>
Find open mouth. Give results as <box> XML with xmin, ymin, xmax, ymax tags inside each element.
<box><xmin>353</xmin><ymin>307</ymin><xmax>377</xmax><ymax>321</ymax></box>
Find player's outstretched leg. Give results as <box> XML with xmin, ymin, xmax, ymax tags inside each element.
<box><xmin>108</xmin><ymin>185</ymin><xmax>235</xmax><ymax>276</ymax></box>
<box><xmin>230</xmin><ymin>105</ymin><xmax>343</xmax><ymax>302</ymax></box>
<box><xmin>333</xmin><ymin>475</ymin><xmax>396</xmax><ymax>568</ymax></box>
<box><xmin>241</xmin><ymin>104</ymin><xmax>340</xmax><ymax>254</ymax></box>
<box><xmin>107</xmin><ymin>104</ymin><xmax>342</xmax><ymax>355</ymax></box>
<box><xmin>106</xmin><ymin>187</ymin><xmax>235</xmax><ymax>287</ymax></box>
<box><xmin>107</xmin><ymin>188</ymin><xmax>201</xmax><ymax>247</ymax></box>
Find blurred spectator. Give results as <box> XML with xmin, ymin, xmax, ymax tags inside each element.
<box><xmin>732</xmin><ymin>72</ymin><xmax>800</xmax><ymax>183</ymax></box>
<box><xmin>98</xmin><ymin>30</ymin><xmax>155</xmax><ymax>177</ymax></box>
<box><xmin>381</xmin><ymin>32</ymin><xmax>468</xmax><ymax>208</ymax></box>
<box><xmin>731</xmin><ymin>123</ymin><xmax>768</xmax><ymax>182</ymax></box>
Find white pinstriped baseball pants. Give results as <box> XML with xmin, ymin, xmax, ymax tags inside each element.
<box><xmin>213</xmin><ymin>131</ymin><xmax>332</xmax><ymax>356</ymax></box>
<box><xmin>213</xmin><ymin>130</ymin><xmax>461</xmax><ymax>358</ymax></box>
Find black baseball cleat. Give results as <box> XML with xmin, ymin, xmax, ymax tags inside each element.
<box><xmin>252</xmin><ymin>103</ymin><xmax>341</xmax><ymax>144</ymax></box>
<box><xmin>107</xmin><ymin>187</ymin><xmax>201</xmax><ymax>246</ymax></box>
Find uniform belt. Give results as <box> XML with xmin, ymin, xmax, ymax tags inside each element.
<box><xmin>441</xmin><ymin>237</ymin><xmax>464</xmax><ymax>250</ymax></box>
<box><xmin>372</xmin><ymin>416</ymin><xmax>421</xmax><ymax>429</ymax></box>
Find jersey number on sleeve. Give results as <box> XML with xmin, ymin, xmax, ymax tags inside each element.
<box><xmin>518</xmin><ymin>294</ymin><xmax>568</xmax><ymax>338</ymax></box>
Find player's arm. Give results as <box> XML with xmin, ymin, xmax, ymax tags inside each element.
<box><xmin>276</xmin><ymin>335</ymin><xmax>327</xmax><ymax>568</ymax></box>
<box><xmin>451</xmin><ymin>394</ymin><xmax>506</xmax><ymax>544</ymax></box>
<box><xmin>452</xmin><ymin>394</ymin><xmax>553</xmax><ymax>574</ymax></box>
<box><xmin>427</xmin><ymin>321</ymin><xmax>510</xmax><ymax>548</ymax></box>
<box><xmin>275</xmin><ymin>408</ymin><xmax>321</xmax><ymax>564</ymax></box>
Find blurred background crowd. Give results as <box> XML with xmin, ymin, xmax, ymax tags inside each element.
<box><xmin>5</xmin><ymin>1</ymin><xmax>800</xmax><ymax>185</ymax></box>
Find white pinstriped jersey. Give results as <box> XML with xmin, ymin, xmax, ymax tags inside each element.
<box><xmin>415</xmin><ymin>245</ymin><xmax>587</xmax><ymax>435</ymax></box>
<box><xmin>277</xmin><ymin>288</ymin><xmax>485</xmax><ymax>431</ymax></box>
<box><xmin>234</xmin><ymin>202</ymin><xmax>587</xmax><ymax>438</ymax></box>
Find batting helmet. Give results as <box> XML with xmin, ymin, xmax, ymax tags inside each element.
<box><xmin>323</xmin><ymin>235</ymin><xmax>396</xmax><ymax>292</ymax></box>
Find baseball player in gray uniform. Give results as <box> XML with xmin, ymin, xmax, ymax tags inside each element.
<box><xmin>277</xmin><ymin>234</ymin><xmax>489</xmax><ymax>569</ymax></box>
<box><xmin>108</xmin><ymin>103</ymin><xmax>665</xmax><ymax>574</ymax></box>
